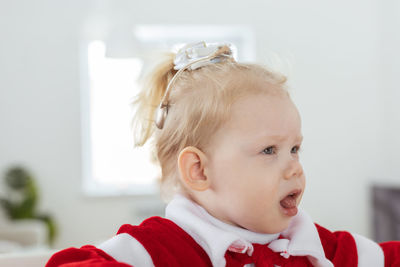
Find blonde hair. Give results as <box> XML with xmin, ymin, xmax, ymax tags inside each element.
<box><xmin>131</xmin><ymin>51</ymin><xmax>288</xmax><ymax>200</ymax></box>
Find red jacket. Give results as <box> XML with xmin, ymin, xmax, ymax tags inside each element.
<box><xmin>46</xmin><ymin>216</ymin><xmax>400</xmax><ymax>267</ymax></box>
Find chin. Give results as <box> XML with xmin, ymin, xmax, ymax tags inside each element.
<box><xmin>275</xmin><ymin>224</ymin><xmax>290</xmax><ymax>233</ymax></box>
<box><xmin>269</xmin><ymin>225</ymin><xmax>288</xmax><ymax>234</ymax></box>
<box><xmin>252</xmin><ymin>222</ymin><xmax>289</xmax><ymax>234</ymax></box>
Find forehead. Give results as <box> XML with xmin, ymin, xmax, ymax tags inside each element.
<box><xmin>223</xmin><ymin>93</ymin><xmax>302</xmax><ymax>141</ymax></box>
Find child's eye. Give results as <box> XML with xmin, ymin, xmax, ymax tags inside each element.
<box><xmin>262</xmin><ymin>146</ymin><xmax>276</xmax><ymax>155</ymax></box>
<box><xmin>291</xmin><ymin>145</ymin><xmax>301</xmax><ymax>154</ymax></box>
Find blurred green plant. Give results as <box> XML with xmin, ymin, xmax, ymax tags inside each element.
<box><xmin>0</xmin><ymin>166</ymin><xmax>57</xmax><ymax>245</ymax></box>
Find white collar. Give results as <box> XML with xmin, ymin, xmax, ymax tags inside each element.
<box><xmin>165</xmin><ymin>194</ymin><xmax>333</xmax><ymax>267</ymax></box>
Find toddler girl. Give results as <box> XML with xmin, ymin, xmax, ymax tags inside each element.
<box><xmin>46</xmin><ymin>42</ymin><xmax>400</xmax><ymax>267</ymax></box>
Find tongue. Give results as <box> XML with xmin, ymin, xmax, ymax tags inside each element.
<box><xmin>280</xmin><ymin>195</ymin><xmax>296</xmax><ymax>209</ymax></box>
<box><xmin>280</xmin><ymin>195</ymin><xmax>298</xmax><ymax>216</ymax></box>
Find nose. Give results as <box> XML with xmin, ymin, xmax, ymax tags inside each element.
<box><xmin>283</xmin><ymin>158</ymin><xmax>304</xmax><ymax>180</ymax></box>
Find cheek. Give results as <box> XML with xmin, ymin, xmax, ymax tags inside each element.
<box><xmin>209</xmin><ymin>153</ymin><xmax>245</xmax><ymax>179</ymax></box>
<box><xmin>209</xmin><ymin>153</ymin><xmax>279</xmax><ymax>197</ymax></box>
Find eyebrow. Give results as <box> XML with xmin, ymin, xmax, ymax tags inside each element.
<box><xmin>258</xmin><ymin>134</ymin><xmax>303</xmax><ymax>142</ymax></box>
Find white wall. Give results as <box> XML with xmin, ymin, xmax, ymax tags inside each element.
<box><xmin>0</xmin><ymin>0</ymin><xmax>399</xmax><ymax>248</ymax></box>
<box><xmin>380</xmin><ymin>0</ymin><xmax>400</xmax><ymax>181</ymax></box>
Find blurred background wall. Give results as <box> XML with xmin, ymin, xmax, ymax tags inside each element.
<box><xmin>0</xmin><ymin>0</ymin><xmax>399</xmax><ymax>249</ymax></box>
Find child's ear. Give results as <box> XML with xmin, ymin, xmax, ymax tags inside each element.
<box><xmin>178</xmin><ymin>146</ymin><xmax>210</xmax><ymax>191</ymax></box>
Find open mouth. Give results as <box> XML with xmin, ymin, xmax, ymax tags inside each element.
<box><xmin>280</xmin><ymin>189</ymin><xmax>302</xmax><ymax>216</ymax></box>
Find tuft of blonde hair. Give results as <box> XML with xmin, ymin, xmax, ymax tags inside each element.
<box><xmin>131</xmin><ymin>52</ymin><xmax>177</xmax><ymax>147</ymax></box>
<box><xmin>131</xmin><ymin>52</ymin><xmax>288</xmax><ymax>201</ymax></box>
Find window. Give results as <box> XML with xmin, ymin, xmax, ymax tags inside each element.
<box><xmin>81</xmin><ymin>40</ymin><xmax>160</xmax><ymax>196</ymax></box>
<box><xmin>81</xmin><ymin>25</ymin><xmax>255</xmax><ymax>196</ymax></box>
